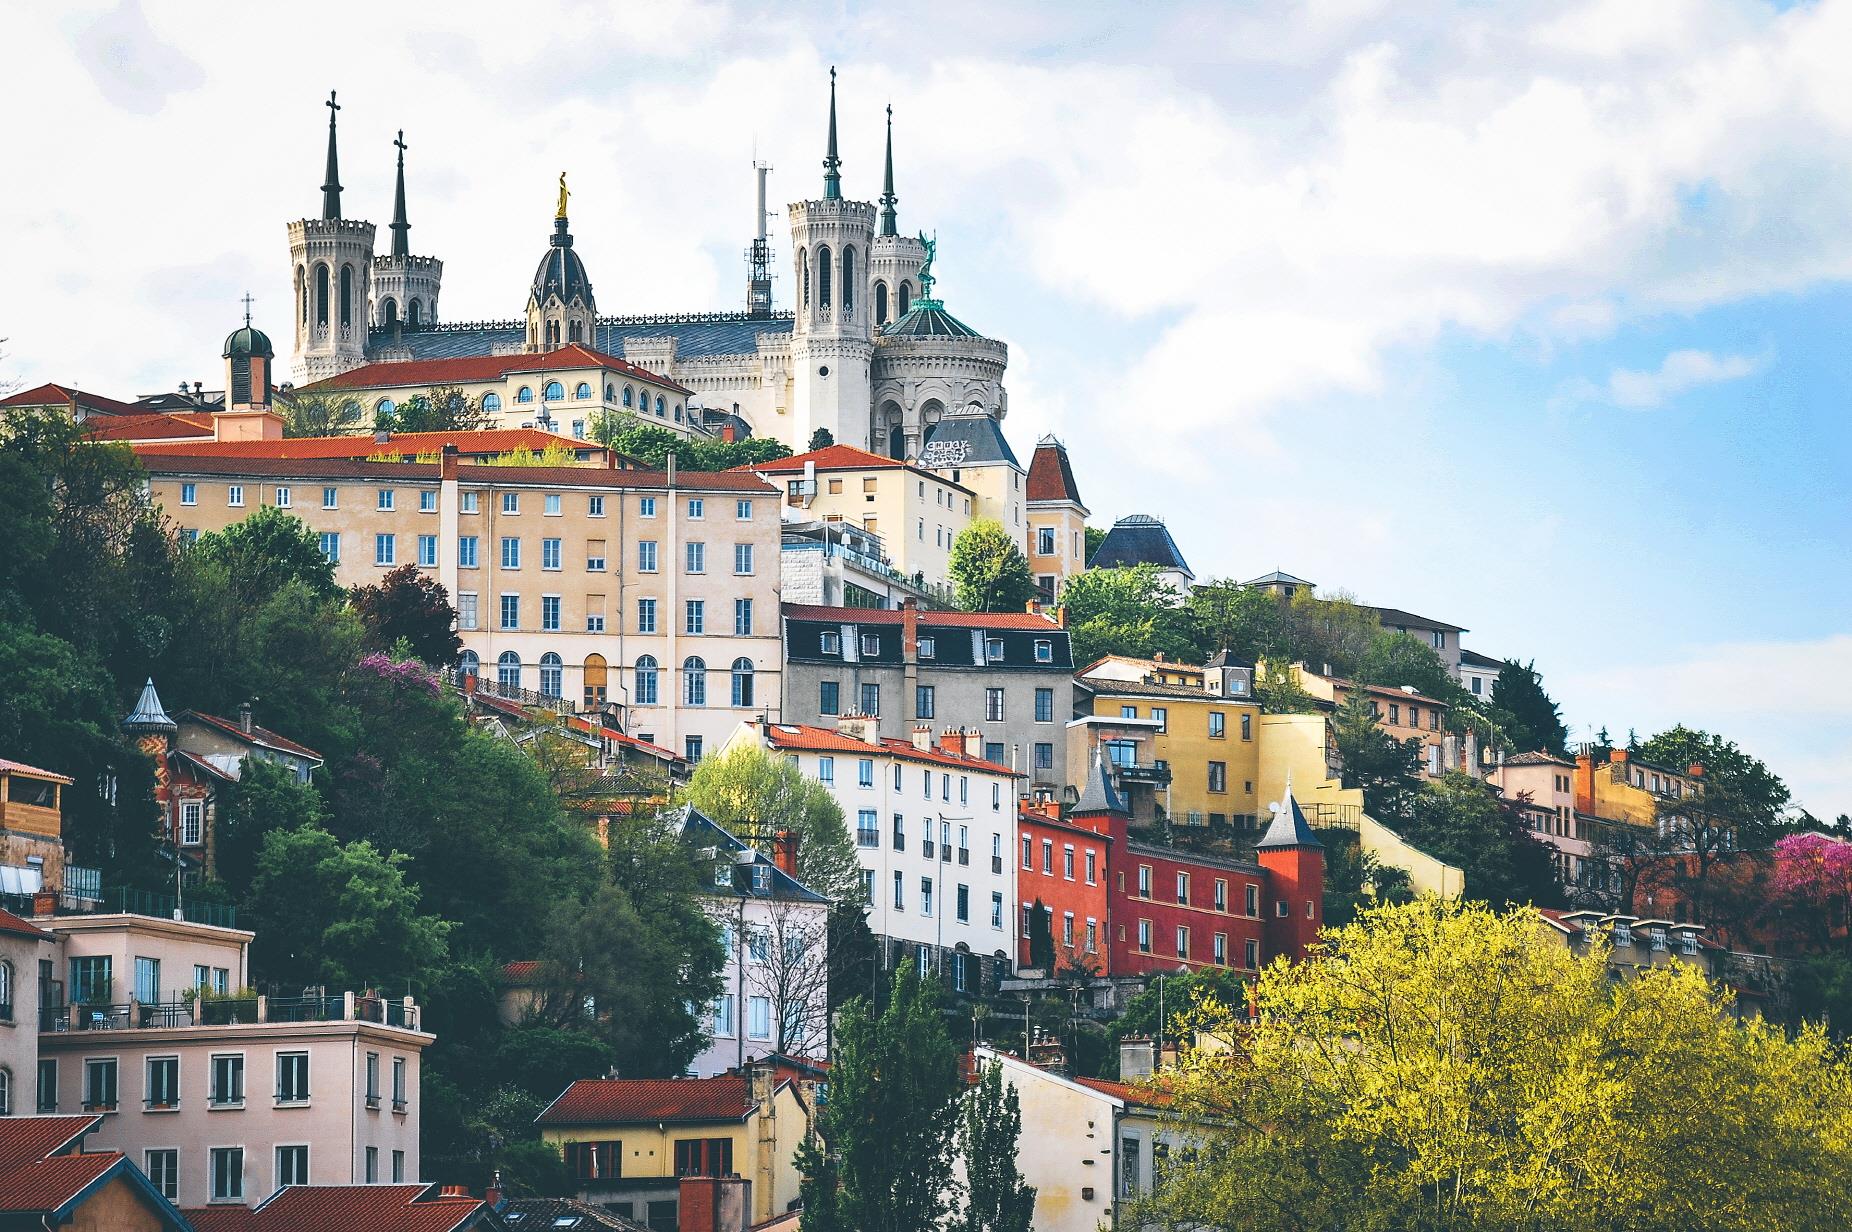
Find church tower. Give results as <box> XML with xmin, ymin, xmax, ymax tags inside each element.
<box><xmin>371</xmin><ymin>130</ymin><xmax>443</xmax><ymax>330</ymax></box>
<box><xmin>526</xmin><ymin>175</ymin><xmax>597</xmax><ymax>352</ymax></box>
<box><xmin>788</xmin><ymin>69</ymin><xmax>876</xmax><ymax>450</ymax></box>
<box><xmin>288</xmin><ymin>91</ymin><xmax>377</xmax><ymax>383</ymax></box>
<box><xmin>868</xmin><ymin>105</ymin><xmax>926</xmax><ymax>331</ymax></box>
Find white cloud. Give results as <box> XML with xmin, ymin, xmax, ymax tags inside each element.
<box><xmin>1597</xmin><ymin>348</ymin><xmax>1766</xmax><ymax>408</ymax></box>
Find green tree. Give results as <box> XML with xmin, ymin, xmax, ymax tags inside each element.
<box><xmin>680</xmin><ymin>742</ymin><xmax>863</xmax><ymax>901</ymax></box>
<box><xmin>807</xmin><ymin>427</ymin><xmax>836</xmax><ymax>450</ymax></box>
<box><xmin>1141</xmin><ymin>898</ymin><xmax>1852</xmax><ymax>1232</ymax></box>
<box><xmin>948</xmin><ymin>518</ymin><xmax>1036</xmax><ymax>613</ymax></box>
<box><xmin>1639</xmin><ymin>725</ymin><xmax>1791</xmax><ymax>825</ymax></box>
<box><xmin>797</xmin><ymin>960</ymin><xmax>962</xmax><ymax>1232</ymax></box>
<box><xmin>1488</xmin><ymin>659</ymin><xmax>1568</xmax><ymax>755</ymax></box>
<box><xmin>1400</xmin><ymin>772</ymin><xmax>1562</xmax><ymax>908</ymax></box>
<box><xmin>1355</xmin><ymin>631</ymin><xmax>1462</xmax><ymax>703</ymax></box>
<box><xmin>1083</xmin><ymin>525</ymin><xmax>1106</xmax><ymax>560</ymax></box>
<box><xmin>388</xmin><ymin>384</ymin><xmax>490</xmax><ymax>433</ymax></box>
<box><xmin>350</xmin><ymin>564</ymin><xmax>463</xmax><ymax>664</ymax></box>
<box><xmin>1320</xmin><ymin>827</ymin><xmax>1414</xmax><ymax>927</ymax></box>
<box><xmin>1255</xmin><ymin>659</ymin><xmax>1320</xmax><ymax>713</ymax></box>
<box><xmin>190</xmin><ymin>506</ymin><xmax>339</xmax><ymax>604</ymax></box>
<box><xmin>1332</xmin><ymin>688</ymin><xmax>1423</xmax><ymax>823</ymax></box>
<box><xmin>1182</xmin><ymin>580</ymin><xmax>1284</xmax><ymax>663</ymax></box>
<box><xmin>1279</xmin><ymin>589</ymin><xmax>1380</xmax><ymax>676</ymax></box>
<box><xmin>217</xmin><ymin>757</ymin><xmax>326</xmax><ymax>896</ymax></box>
<box><xmin>245</xmin><ymin>824</ymin><xmax>451</xmax><ymax>992</ymax></box>
<box><xmin>1026</xmin><ymin>899</ymin><xmax>1055</xmax><ymax>972</ymax></box>
<box><xmin>280</xmin><ymin>389</ymin><xmax>365</xmax><ymax>437</ymax></box>
<box><xmin>957</xmin><ymin>1060</ymin><xmax>1036</xmax><ymax>1232</ymax></box>
<box><xmin>1060</xmin><ymin>565</ymin><xmax>1193</xmax><ymax>664</ymax></box>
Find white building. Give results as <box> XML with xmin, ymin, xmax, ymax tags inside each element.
<box><xmin>725</xmin><ymin>717</ymin><xmax>1020</xmax><ymax>993</ymax></box>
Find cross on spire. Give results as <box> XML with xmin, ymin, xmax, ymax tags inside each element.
<box><xmin>822</xmin><ymin>66</ymin><xmax>842</xmax><ymax>201</ymax></box>
<box><xmin>879</xmin><ymin>102</ymin><xmax>898</xmax><ymax>236</ymax></box>
<box><xmin>240</xmin><ymin>292</ymin><xmax>254</xmax><ymax>327</ymax></box>
<box><xmin>320</xmin><ymin>89</ymin><xmax>343</xmax><ymax>220</ymax></box>
<box><xmin>390</xmin><ymin>128</ymin><xmax>411</xmax><ymax>258</ymax></box>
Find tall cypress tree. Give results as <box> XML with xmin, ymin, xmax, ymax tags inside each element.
<box><xmin>798</xmin><ymin>959</ymin><xmax>962</xmax><ymax>1232</ymax></box>
<box><xmin>957</xmin><ymin>1060</ymin><xmax>1036</xmax><ymax>1232</ymax></box>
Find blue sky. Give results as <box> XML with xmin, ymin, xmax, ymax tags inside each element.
<box><xmin>2</xmin><ymin>0</ymin><xmax>1847</xmax><ymax>814</ymax></box>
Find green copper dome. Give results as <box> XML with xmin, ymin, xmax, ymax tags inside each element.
<box><xmin>222</xmin><ymin>326</ymin><xmax>274</xmax><ymax>359</ymax></box>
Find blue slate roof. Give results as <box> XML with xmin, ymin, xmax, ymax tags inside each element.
<box><xmin>1087</xmin><ymin>514</ymin><xmax>1192</xmax><ymax>576</ymax></box>
<box><xmin>920</xmin><ymin>415</ymin><xmax>1020</xmax><ymax>469</ymax></box>
<box><xmin>368</xmin><ymin>313</ymin><xmax>796</xmax><ymax>362</ymax></box>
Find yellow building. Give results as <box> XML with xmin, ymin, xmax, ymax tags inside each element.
<box><xmin>535</xmin><ymin>1067</ymin><xmax>815</xmax><ymax>1228</ymax></box>
<box><xmin>1073</xmin><ymin>653</ymin><xmax>1264</xmax><ymax>829</ymax></box>
<box><xmin>1025</xmin><ymin>434</ymin><xmax>1088</xmax><ymax>601</ymax></box>
<box><xmin>1291</xmin><ymin>666</ymin><xmax>1462</xmax><ymax>778</ymax></box>
<box><xmin>300</xmin><ymin>342</ymin><xmax>697</xmax><ymax>441</ymax></box>
<box><xmin>744</xmin><ymin>443</ymin><xmax>975</xmax><ymax>589</ymax></box>
<box><xmin>1575</xmin><ymin>748</ymin><xmax>1703</xmax><ymax>829</ymax></box>
<box><xmin>917</xmin><ymin>413</ymin><xmax>1027</xmax><ymax>544</ymax></box>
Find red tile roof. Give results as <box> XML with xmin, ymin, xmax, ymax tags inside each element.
<box><xmin>499</xmin><ymin>960</ymin><xmax>544</xmax><ymax>985</ymax></box>
<box><xmin>1074</xmin><ymin>1075</ymin><xmax>1173</xmax><ymax>1109</ymax></box>
<box><xmin>537</xmin><ymin>1073</ymin><xmax>756</xmax><ymax>1126</ymax></box>
<box><xmin>135</xmin><ymin>428</ymin><xmax>603</xmax><ymax>461</ymax></box>
<box><xmin>782</xmin><ymin>603</ymin><xmax>1063</xmax><ymax>630</ymax></box>
<box><xmin>183</xmin><ymin>710</ymin><xmax>324</xmax><ymax>763</ymax></box>
<box><xmin>186</xmin><ymin>1182</ymin><xmax>491</xmax><ymax>1232</ymax></box>
<box><xmin>0</xmin><ymin>758</ymin><xmax>75</xmax><ymax>784</ymax></box>
<box><xmin>138</xmin><ymin>454</ymin><xmax>776</xmax><ymax>492</ymax></box>
<box><xmin>742</xmin><ymin>444</ymin><xmax>908</xmax><ymax>473</ymax></box>
<box><xmin>303</xmin><ymin>343</ymin><xmax>690</xmax><ymax>396</ymax></box>
<box><xmin>1026</xmin><ymin>437</ymin><xmax>1085</xmax><ymax>506</ymax></box>
<box><xmin>85</xmin><ymin>412</ymin><xmax>216</xmax><ymax>441</ymax></box>
<box><xmin>0</xmin><ymin>907</ymin><xmax>51</xmax><ymax>943</ymax></box>
<box><xmin>756</xmin><ymin>720</ymin><xmax>1019</xmax><ymax>777</ymax></box>
<box><xmin>0</xmin><ymin>1116</ymin><xmax>172</xmax><ymax>1222</ymax></box>
<box><xmin>0</xmin><ymin>382</ymin><xmax>144</xmax><ymax>417</ymax></box>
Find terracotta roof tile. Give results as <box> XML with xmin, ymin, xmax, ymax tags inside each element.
<box><xmin>537</xmin><ymin>1073</ymin><xmax>755</xmax><ymax>1126</ymax></box>
<box><xmin>138</xmin><ymin>454</ymin><xmax>776</xmax><ymax>492</ymax></box>
<box><xmin>0</xmin><ymin>758</ymin><xmax>75</xmax><ymax>784</ymax></box>
<box><xmin>85</xmin><ymin>412</ymin><xmax>216</xmax><ymax>441</ymax></box>
<box><xmin>757</xmin><ymin>720</ymin><xmax>1019</xmax><ymax>777</ymax></box>
<box><xmin>184</xmin><ymin>711</ymin><xmax>324</xmax><ymax>763</ymax></box>
<box><xmin>186</xmin><ymin>1182</ymin><xmax>489</xmax><ymax>1232</ymax></box>
<box><xmin>303</xmin><ymin>343</ymin><xmax>690</xmax><ymax>396</ymax></box>
<box><xmin>135</xmin><ymin>428</ymin><xmax>603</xmax><ymax>461</ymax></box>
<box><xmin>742</xmin><ymin>444</ymin><xmax>908</xmax><ymax>473</ymax></box>
<box><xmin>1026</xmin><ymin>436</ymin><xmax>1085</xmax><ymax>506</ymax></box>
<box><xmin>1074</xmin><ymin>1075</ymin><xmax>1174</xmax><ymax>1109</ymax></box>
<box><xmin>0</xmin><ymin>382</ymin><xmax>144</xmax><ymax>416</ymax></box>
<box><xmin>781</xmin><ymin>603</ymin><xmax>1061</xmax><ymax>630</ymax></box>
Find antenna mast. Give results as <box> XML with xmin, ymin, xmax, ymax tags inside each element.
<box><xmin>746</xmin><ymin>160</ymin><xmax>774</xmax><ymax>317</ymax></box>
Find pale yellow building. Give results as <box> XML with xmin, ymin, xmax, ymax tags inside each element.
<box><xmin>140</xmin><ymin>451</ymin><xmax>783</xmax><ymax>762</ymax></box>
<box><xmin>917</xmin><ymin>413</ymin><xmax>1027</xmax><ymax>544</ymax></box>
<box><xmin>744</xmin><ymin>443</ymin><xmax>975</xmax><ymax>589</ymax></box>
<box><xmin>1025</xmin><ymin>434</ymin><xmax>1089</xmax><ymax>601</ymax></box>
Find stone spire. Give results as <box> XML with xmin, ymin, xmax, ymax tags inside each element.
<box><xmin>389</xmin><ymin>129</ymin><xmax>410</xmax><ymax>259</ymax></box>
<box><xmin>878</xmin><ymin>104</ymin><xmax>899</xmax><ymax>236</ymax></box>
<box><xmin>320</xmin><ymin>90</ymin><xmax>343</xmax><ymax>220</ymax></box>
<box><xmin>822</xmin><ymin>67</ymin><xmax>842</xmax><ymax>201</ymax></box>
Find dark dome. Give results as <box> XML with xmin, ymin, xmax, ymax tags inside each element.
<box><xmin>531</xmin><ymin>217</ymin><xmax>596</xmax><ymax>309</ymax></box>
<box><xmin>222</xmin><ymin>325</ymin><xmax>274</xmax><ymax>358</ymax></box>
<box><xmin>880</xmin><ymin>297</ymin><xmax>979</xmax><ymax>339</ymax></box>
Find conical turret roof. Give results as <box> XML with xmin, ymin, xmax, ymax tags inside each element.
<box><xmin>1071</xmin><ymin>753</ymin><xmax>1127</xmax><ymax>817</ymax></box>
<box><xmin>1257</xmin><ymin>774</ymin><xmax>1322</xmax><ymax>849</ymax></box>
<box><xmin>121</xmin><ymin>678</ymin><xmax>177</xmax><ymax>734</ymax></box>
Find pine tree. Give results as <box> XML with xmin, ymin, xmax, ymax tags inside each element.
<box><xmin>1488</xmin><ymin>659</ymin><xmax>1569</xmax><ymax>755</ymax></box>
<box><xmin>956</xmin><ymin>1060</ymin><xmax>1036</xmax><ymax>1232</ymax></box>
<box><xmin>798</xmin><ymin>959</ymin><xmax>962</xmax><ymax>1232</ymax></box>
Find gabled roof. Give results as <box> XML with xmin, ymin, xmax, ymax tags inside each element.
<box><xmin>1256</xmin><ymin>777</ymin><xmax>1322</xmax><ymax>850</ymax></box>
<box><xmin>135</xmin><ymin>428</ymin><xmax>604</xmax><ymax>462</ymax></box>
<box><xmin>180</xmin><ymin>710</ymin><xmax>323</xmax><ymax>764</ymax></box>
<box><xmin>1026</xmin><ymin>435</ymin><xmax>1086</xmax><ymax>507</ymax></box>
<box><xmin>186</xmin><ymin>1181</ymin><xmax>495</xmax><ymax>1232</ymax></box>
<box><xmin>1087</xmin><ymin>514</ymin><xmax>1192</xmax><ymax>578</ymax></box>
<box><xmin>744</xmin><ymin>444</ymin><xmax>910</xmax><ymax>473</ymax></box>
<box><xmin>1074</xmin><ymin>1075</ymin><xmax>1175</xmax><ymax>1109</ymax></box>
<box><xmin>302</xmin><ymin>342</ymin><xmax>688</xmax><ymax>396</ymax></box>
<box><xmin>84</xmin><ymin>411</ymin><xmax>216</xmax><ymax>442</ymax></box>
<box><xmin>677</xmin><ymin>806</ymin><xmax>831</xmax><ymax>905</ymax></box>
<box><xmin>756</xmin><ymin>721</ymin><xmax>1019</xmax><ymax>777</ymax></box>
<box><xmin>0</xmin><ymin>757</ymin><xmax>75</xmax><ymax>785</ymax></box>
<box><xmin>1369</xmin><ymin>606</ymin><xmax>1465</xmax><ymax>634</ymax></box>
<box><xmin>1242</xmin><ymin>570</ymin><xmax>1315</xmax><ymax>589</ymax></box>
<box><xmin>536</xmin><ymin>1073</ymin><xmax>758</xmax><ymax>1127</ymax></box>
<box><xmin>0</xmin><ymin>382</ymin><xmax>143</xmax><ymax>417</ymax></box>
<box><xmin>1505</xmin><ymin>751</ymin><xmax>1574</xmax><ymax>768</ymax></box>
<box><xmin>919</xmin><ymin>415</ymin><xmax>1020</xmax><ymax>470</ymax></box>
<box><xmin>0</xmin><ymin>907</ymin><xmax>51</xmax><ymax>943</ymax></box>
<box><xmin>502</xmin><ymin>1197</ymin><xmax>649</xmax><ymax>1231</ymax></box>
<box><xmin>0</xmin><ymin>1115</ymin><xmax>188</xmax><ymax>1228</ymax></box>
<box><xmin>1458</xmin><ymin>647</ymin><xmax>1503</xmax><ymax>670</ymax></box>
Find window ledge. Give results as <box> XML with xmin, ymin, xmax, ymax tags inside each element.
<box><xmin>275</xmin><ymin>1098</ymin><xmax>312</xmax><ymax>1109</ymax></box>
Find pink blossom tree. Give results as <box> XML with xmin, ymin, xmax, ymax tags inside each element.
<box><xmin>1773</xmin><ymin>833</ymin><xmax>1852</xmax><ymax>952</ymax></box>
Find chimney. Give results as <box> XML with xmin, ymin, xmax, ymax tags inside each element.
<box><xmin>238</xmin><ymin>702</ymin><xmax>254</xmax><ymax>736</ymax></box>
<box><xmin>937</xmin><ymin>727</ymin><xmax>963</xmax><ymax>755</ymax></box>
<box><xmin>440</xmin><ymin>442</ymin><xmax>460</xmax><ymax>482</ymax></box>
<box><xmin>911</xmin><ymin>724</ymin><xmax>933</xmax><ymax>752</ymax></box>
<box><xmin>1153</xmin><ymin>652</ymin><xmax>1165</xmax><ymax>663</ymax></box>
<box><xmin>835</xmin><ymin>714</ymin><xmax>880</xmax><ymax>745</ymax></box>
<box><xmin>666</xmin><ymin>452</ymin><xmax>678</xmax><ymax>488</ymax></box>
<box><xmin>1119</xmin><ymin>1036</ymin><xmax>1155</xmax><ymax>1079</ymax></box>
<box><xmin>963</xmin><ymin>727</ymin><xmax>983</xmax><ymax>758</ymax></box>
<box><xmin>901</xmin><ymin>599</ymin><xmax>919</xmax><ymax>659</ymax></box>
<box><xmin>1054</xmin><ymin>604</ymin><xmax>1066</xmax><ymax>628</ymax></box>
<box><xmin>1687</xmin><ymin>764</ymin><xmax>1705</xmax><ymax>778</ymax></box>
<box><xmin>772</xmin><ymin>829</ymin><xmax>800</xmax><ymax>878</ymax></box>
<box><xmin>437</xmin><ymin>1185</ymin><xmax>469</xmax><ymax>1198</ymax></box>
<box><xmin>374</xmin><ymin>426</ymin><xmax>390</xmax><ymax>445</ymax></box>
<box><xmin>1609</xmin><ymin>749</ymin><xmax>1629</xmax><ymax>764</ymax></box>
<box><xmin>720</xmin><ymin>421</ymin><xmax>739</xmax><ymax>443</ymax></box>
<box><xmin>678</xmin><ymin>1175</ymin><xmax>748</xmax><ymax>1232</ymax></box>
<box><xmin>485</xmin><ymin>1170</ymin><xmax>503</xmax><ymax>1210</ymax></box>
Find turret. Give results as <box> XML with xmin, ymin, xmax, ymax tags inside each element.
<box><xmin>371</xmin><ymin>129</ymin><xmax>444</xmax><ymax>330</ymax></box>
<box><xmin>1256</xmin><ymin>774</ymin><xmax>1325</xmax><ymax>961</ymax></box>
<box><xmin>289</xmin><ymin>90</ymin><xmax>376</xmax><ymax>383</ymax></box>
<box><xmin>525</xmin><ymin>173</ymin><xmax>597</xmax><ymax>352</ymax></box>
<box><xmin>216</xmin><ymin>299</ymin><xmax>284</xmax><ymax>441</ymax></box>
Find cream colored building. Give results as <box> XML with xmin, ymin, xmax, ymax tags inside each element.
<box><xmin>917</xmin><ymin>412</ymin><xmax>1027</xmax><ymax>544</ymax></box>
<box><xmin>141</xmin><ymin>452</ymin><xmax>783</xmax><ymax>761</ymax></box>
<box><xmin>743</xmin><ymin>444</ymin><xmax>975</xmax><ymax>590</ymax></box>
<box><xmin>1025</xmin><ymin>434</ymin><xmax>1089</xmax><ymax>601</ymax></box>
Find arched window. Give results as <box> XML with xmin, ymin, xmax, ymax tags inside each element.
<box><xmin>584</xmin><ymin>653</ymin><xmax>608</xmax><ymax>709</ymax></box>
<box><xmin>0</xmin><ymin>1067</ymin><xmax>11</xmax><ymax>1116</ymax></box>
<box><xmin>574</xmin><ymin>382</ymin><xmax>592</xmax><ymax>399</ymax></box>
<box><xmin>298</xmin><ymin>266</ymin><xmax>308</xmax><ymax>324</ymax></box>
<box><xmin>497</xmin><ymin>651</ymin><xmax>521</xmax><ymax>691</ymax></box>
<box><xmin>378</xmin><ymin>398</ymin><xmax>396</xmax><ymax>418</ymax></box>
<box><xmin>622</xmin><ymin>386</ymin><xmax>634</xmax><ymax>408</ymax></box>
<box><xmin>674</xmin><ymin>404</ymin><xmax>683</xmax><ymax>423</ymax></box>
<box><xmin>516</xmin><ymin>386</ymin><xmax>534</xmax><ymax>404</ymax></box>
<box><xmin>568</xmin><ymin>320</ymin><xmax>582</xmax><ymax>342</ymax></box>
<box><xmin>731</xmin><ymin>657</ymin><xmax>755</xmax><ymax>708</ymax></box>
<box><xmin>605</xmin><ymin>383</ymin><xmax>616</xmax><ymax>402</ymax></box>
<box><xmin>684</xmin><ymin>656</ymin><xmax>707</xmax><ymax>706</ymax></box>
<box><xmin>459</xmin><ymin>650</ymin><xmax>480</xmax><ymax>679</ymax></box>
<box><xmin>841</xmin><ymin>246</ymin><xmax>856</xmax><ymax>316</ymax></box>
<box><xmin>635</xmin><ymin>655</ymin><xmax>659</xmax><ymax>705</ymax></box>
<box><xmin>899</xmin><ymin>281</ymin><xmax>911</xmax><ymax>315</ymax></box>
<box><xmin>408</xmin><ymin>298</ymin><xmax>422</xmax><ymax>326</ymax></box>
<box><xmin>0</xmin><ymin>961</ymin><xmax>12</xmax><ymax>1022</ymax></box>
<box><xmin>800</xmin><ymin>249</ymin><xmax>810</xmax><ymax>308</ymax></box>
<box><xmin>339</xmin><ymin>265</ymin><xmax>354</xmax><ymax>327</ymax></box>
<box><xmin>539</xmin><ymin>652</ymin><xmax>563</xmax><ymax>699</ymax></box>
<box><xmin>314</xmin><ymin>264</ymin><xmax>330</xmax><ymax>326</ymax></box>
<box><xmin>875</xmin><ymin>281</ymin><xmax>889</xmax><ymax>325</ymax></box>
<box><xmin>544</xmin><ymin>380</ymin><xmax>565</xmax><ymax>400</ymax></box>
<box><xmin>381</xmin><ymin>299</ymin><xmax>398</xmax><ymax>327</ymax></box>
<box><xmin>817</xmin><ymin>246</ymin><xmax>833</xmax><ymax>310</ymax></box>
<box><xmin>655</xmin><ymin>396</ymin><xmax>666</xmax><ymax>417</ymax></box>
<box><xmin>481</xmin><ymin>392</ymin><xmax>502</xmax><ymax>412</ymax></box>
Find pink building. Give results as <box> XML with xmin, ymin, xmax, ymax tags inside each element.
<box><xmin>33</xmin><ymin>911</ymin><xmax>430</xmax><ymax>1209</ymax></box>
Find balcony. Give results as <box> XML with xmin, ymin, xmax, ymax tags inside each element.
<box><xmin>40</xmin><ymin>990</ymin><xmax>420</xmax><ymax>1035</ymax></box>
<box><xmin>1113</xmin><ymin>762</ymin><xmax>1172</xmax><ymax>787</ymax></box>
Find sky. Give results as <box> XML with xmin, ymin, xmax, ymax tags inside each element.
<box><xmin>2</xmin><ymin>0</ymin><xmax>1848</xmax><ymax>816</ymax></box>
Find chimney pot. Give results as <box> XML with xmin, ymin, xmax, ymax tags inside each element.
<box><xmin>238</xmin><ymin>702</ymin><xmax>254</xmax><ymax>736</ymax></box>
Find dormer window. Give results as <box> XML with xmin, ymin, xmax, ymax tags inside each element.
<box><xmin>861</xmin><ymin>634</ymin><xmax>881</xmax><ymax>657</ymax></box>
<box><xmin>820</xmin><ymin>631</ymin><xmax>841</xmax><ymax>655</ymax></box>
<box><xmin>713</xmin><ymin>864</ymin><xmax>731</xmax><ymax>889</ymax></box>
<box><xmin>1034</xmin><ymin>639</ymin><xmax>1053</xmax><ymax>663</ymax></box>
<box><xmin>919</xmin><ymin>636</ymin><xmax>936</xmax><ymax>659</ymax></box>
<box><xmin>985</xmin><ymin>637</ymin><xmax>1004</xmax><ymax>661</ymax></box>
<box><xmin>1611</xmin><ymin>923</ymin><xmax>1633</xmax><ymax>947</ymax></box>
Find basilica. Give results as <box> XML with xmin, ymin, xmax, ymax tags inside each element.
<box><xmin>288</xmin><ymin>74</ymin><xmax>1012</xmax><ymax>463</ymax></box>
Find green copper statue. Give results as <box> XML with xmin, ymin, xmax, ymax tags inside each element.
<box><xmin>917</xmin><ymin>230</ymin><xmax>936</xmax><ymax>299</ymax></box>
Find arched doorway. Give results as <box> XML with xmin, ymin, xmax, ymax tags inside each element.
<box><xmin>584</xmin><ymin>653</ymin><xmax>608</xmax><ymax>710</ymax></box>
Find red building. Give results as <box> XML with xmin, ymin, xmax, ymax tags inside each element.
<box><xmin>1048</xmin><ymin>760</ymin><xmax>1324</xmax><ymax>978</ymax></box>
<box><xmin>1015</xmin><ymin>799</ymin><xmax>1112</xmax><ymax>973</ymax></box>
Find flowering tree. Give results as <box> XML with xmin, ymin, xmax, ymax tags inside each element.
<box><xmin>1773</xmin><ymin>833</ymin><xmax>1852</xmax><ymax>953</ymax></box>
